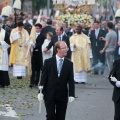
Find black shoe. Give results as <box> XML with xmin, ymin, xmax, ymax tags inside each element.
<box><xmin>74</xmin><ymin>82</ymin><xmax>79</xmax><ymax>84</ymax></box>
<box><xmin>80</xmin><ymin>82</ymin><xmax>85</xmax><ymax>84</ymax></box>
<box><xmin>29</xmin><ymin>84</ymin><xmax>34</xmax><ymax>88</ymax></box>
<box><xmin>94</xmin><ymin>72</ymin><xmax>98</xmax><ymax>75</ymax></box>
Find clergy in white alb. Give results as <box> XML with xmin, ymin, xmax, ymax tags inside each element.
<box><xmin>70</xmin><ymin>25</ymin><xmax>91</xmax><ymax>83</ymax></box>
<box><xmin>10</xmin><ymin>21</ymin><xmax>31</xmax><ymax>78</ymax></box>
<box><xmin>0</xmin><ymin>25</ymin><xmax>10</xmax><ymax>87</ymax></box>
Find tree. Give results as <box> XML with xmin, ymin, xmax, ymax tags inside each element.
<box><xmin>32</xmin><ymin>0</ymin><xmax>53</xmax><ymax>14</ymax></box>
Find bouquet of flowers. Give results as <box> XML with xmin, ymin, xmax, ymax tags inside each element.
<box><xmin>56</xmin><ymin>13</ymin><xmax>93</xmax><ymax>28</ymax></box>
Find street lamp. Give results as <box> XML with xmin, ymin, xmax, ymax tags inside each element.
<box><xmin>47</xmin><ymin>0</ymin><xmax>50</xmax><ymax>17</ymax></box>
<box><xmin>13</xmin><ymin>0</ymin><xmax>21</xmax><ymax>27</ymax></box>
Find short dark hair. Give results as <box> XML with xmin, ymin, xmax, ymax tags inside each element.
<box><xmin>17</xmin><ymin>21</ymin><xmax>24</xmax><ymax>27</ymax></box>
<box><xmin>94</xmin><ymin>21</ymin><xmax>100</xmax><ymax>24</ymax></box>
<box><xmin>35</xmin><ymin>23</ymin><xmax>42</xmax><ymax>28</ymax></box>
<box><xmin>54</xmin><ymin>41</ymin><xmax>61</xmax><ymax>53</ymax></box>
<box><xmin>47</xmin><ymin>19</ymin><xmax>52</xmax><ymax>25</ymax></box>
<box><xmin>60</xmin><ymin>26</ymin><xmax>64</xmax><ymax>31</ymax></box>
<box><xmin>107</xmin><ymin>22</ymin><xmax>113</xmax><ymax>29</ymax></box>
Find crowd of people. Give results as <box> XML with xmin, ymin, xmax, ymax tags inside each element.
<box><xmin>0</xmin><ymin>11</ymin><xmax>120</xmax><ymax>120</ymax></box>
<box><xmin>0</xmin><ymin>11</ymin><xmax>119</xmax><ymax>87</ymax></box>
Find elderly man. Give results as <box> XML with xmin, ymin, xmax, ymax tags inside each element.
<box><xmin>39</xmin><ymin>41</ymin><xmax>75</xmax><ymax>120</ymax></box>
<box><xmin>0</xmin><ymin>19</ymin><xmax>10</xmax><ymax>87</ymax></box>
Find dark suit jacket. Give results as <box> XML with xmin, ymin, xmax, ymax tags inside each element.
<box><xmin>108</xmin><ymin>59</ymin><xmax>120</xmax><ymax>102</ymax></box>
<box><xmin>90</xmin><ymin>29</ymin><xmax>106</xmax><ymax>51</ymax></box>
<box><xmin>90</xmin><ymin>29</ymin><xmax>106</xmax><ymax>63</ymax></box>
<box><xmin>32</xmin><ymin>33</ymin><xmax>45</xmax><ymax>68</ymax></box>
<box><xmin>82</xmin><ymin>28</ymin><xmax>89</xmax><ymax>36</ymax></box>
<box><xmin>40</xmin><ymin>56</ymin><xmax>75</xmax><ymax>102</ymax></box>
<box><xmin>41</xmin><ymin>25</ymin><xmax>56</xmax><ymax>36</ymax></box>
<box><xmin>46</xmin><ymin>35</ymin><xmax>71</xmax><ymax>59</ymax></box>
<box><xmin>114</xmin><ymin>29</ymin><xmax>120</xmax><ymax>60</ymax></box>
<box><xmin>115</xmin><ymin>29</ymin><xmax>119</xmax><ymax>41</ymax></box>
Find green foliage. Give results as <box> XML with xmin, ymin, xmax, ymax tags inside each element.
<box><xmin>32</xmin><ymin>0</ymin><xmax>53</xmax><ymax>10</ymax></box>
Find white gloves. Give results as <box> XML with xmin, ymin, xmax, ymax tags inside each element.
<box><xmin>110</xmin><ymin>76</ymin><xmax>117</xmax><ymax>82</ymax></box>
<box><xmin>116</xmin><ymin>81</ymin><xmax>120</xmax><ymax>88</ymax></box>
<box><xmin>30</xmin><ymin>41</ymin><xmax>35</xmax><ymax>48</ymax></box>
<box><xmin>69</xmin><ymin>97</ymin><xmax>75</xmax><ymax>103</ymax></box>
<box><xmin>38</xmin><ymin>86</ymin><xmax>44</xmax><ymax>102</ymax></box>
<box><xmin>110</xmin><ymin>76</ymin><xmax>120</xmax><ymax>88</ymax></box>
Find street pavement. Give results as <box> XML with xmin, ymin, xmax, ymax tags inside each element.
<box><xmin>0</xmin><ymin>67</ymin><xmax>114</xmax><ymax>120</ymax></box>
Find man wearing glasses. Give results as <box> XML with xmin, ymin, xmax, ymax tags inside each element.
<box><xmin>39</xmin><ymin>41</ymin><xmax>75</xmax><ymax>120</ymax></box>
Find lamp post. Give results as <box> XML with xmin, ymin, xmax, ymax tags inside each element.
<box><xmin>47</xmin><ymin>0</ymin><xmax>50</xmax><ymax>17</ymax></box>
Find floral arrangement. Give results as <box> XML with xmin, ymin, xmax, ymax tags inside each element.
<box><xmin>56</xmin><ymin>13</ymin><xmax>93</xmax><ymax>28</ymax></box>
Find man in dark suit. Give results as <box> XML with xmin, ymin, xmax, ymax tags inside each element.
<box><xmin>44</xmin><ymin>26</ymin><xmax>71</xmax><ymax>59</ymax></box>
<box><xmin>115</xmin><ymin>22</ymin><xmax>120</xmax><ymax>60</ymax></box>
<box><xmin>39</xmin><ymin>41</ymin><xmax>75</xmax><ymax>120</ymax></box>
<box><xmin>90</xmin><ymin>21</ymin><xmax>106</xmax><ymax>74</ymax></box>
<box><xmin>108</xmin><ymin>59</ymin><xmax>120</xmax><ymax>120</ymax></box>
<box><xmin>29</xmin><ymin>23</ymin><xmax>45</xmax><ymax>88</ymax></box>
<box><xmin>41</xmin><ymin>19</ymin><xmax>56</xmax><ymax>36</ymax></box>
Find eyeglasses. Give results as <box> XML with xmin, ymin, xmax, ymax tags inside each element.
<box><xmin>60</xmin><ymin>47</ymin><xmax>69</xmax><ymax>50</ymax></box>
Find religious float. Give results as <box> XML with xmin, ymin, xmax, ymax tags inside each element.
<box><xmin>52</xmin><ymin>0</ymin><xmax>95</xmax><ymax>28</ymax></box>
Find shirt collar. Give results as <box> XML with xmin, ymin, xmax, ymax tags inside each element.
<box><xmin>62</xmin><ymin>31</ymin><xmax>66</xmax><ymax>36</ymax></box>
<box><xmin>58</xmin><ymin>34</ymin><xmax>63</xmax><ymax>38</ymax></box>
<box><xmin>95</xmin><ymin>28</ymin><xmax>100</xmax><ymax>31</ymax></box>
<box><xmin>56</xmin><ymin>55</ymin><xmax>64</xmax><ymax>62</ymax></box>
<box><xmin>36</xmin><ymin>32</ymin><xmax>40</xmax><ymax>35</ymax></box>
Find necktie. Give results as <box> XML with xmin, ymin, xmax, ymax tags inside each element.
<box><xmin>58</xmin><ymin>59</ymin><xmax>63</xmax><ymax>76</ymax></box>
<box><xmin>58</xmin><ymin>36</ymin><xmax>61</xmax><ymax>41</ymax></box>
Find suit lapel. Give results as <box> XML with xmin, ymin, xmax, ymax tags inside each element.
<box><xmin>62</xmin><ymin>35</ymin><xmax>66</xmax><ymax>41</ymax></box>
<box><xmin>52</xmin><ymin>56</ymin><xmax>58</xmax><ymax>76</ymax></box>
<box><xmin>97</xmin><ymin>29</ymin><xmax>101</xmax><ymax>39</ymax></box>
<box><xmin>60</xmin><ymin>58</ymin><xmax>67</xmax><ymax>77</ymax></box>
<box><xmin>117</xmin><ymin>29</ymin><xmax>119</xmax><ymax>41</ymax></box>
<box><xmin>93</xmin><ymin>30</ymin><xmax>96</xmax><ymax>39</ymax></box>
<box><xmin>36</xmin><ymin>34</ymin><xmax>40</xmax><ymax>42</ymax></box>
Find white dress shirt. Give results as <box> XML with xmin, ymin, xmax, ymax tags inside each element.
<box><xmin>58</xmin><ymin>35</ymin><xmax>63</xmax><ymax>41</ymax></box>
<box><xmin>95</xmin><ymin>28</ymin><xmax>100</xmax><ymax>39</ymax></box>
<box><xmin>36</xmin><ymin>32</ymin><xmax>40</xmax><ymax>38</ymax></box>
